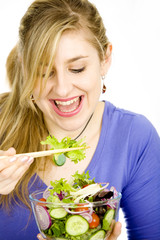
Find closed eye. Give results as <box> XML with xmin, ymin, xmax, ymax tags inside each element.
<box><xmin>70</xmin><ymin>67</ymin><xmax>85</xmax><ymax>73</ymax></box>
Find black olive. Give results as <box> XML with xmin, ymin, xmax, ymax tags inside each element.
<box><xmin>98</xmin><ymin>206</ymin><xmax>107</xmax><ymax>215</ymax></box>
<box><xmin>98</xmin><ymin>191</ymin><xmax>114</xmax><ymax>199</ymax></box>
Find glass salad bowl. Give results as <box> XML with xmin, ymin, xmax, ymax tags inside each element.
<box><xmin>29</xmin><ymin>181</ymin><xmax>121</xmax><ymax>240</ymax></box>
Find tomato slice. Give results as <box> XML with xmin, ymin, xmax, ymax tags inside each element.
<box><xmin>82</xmin><ymin>184</ymin><xmax>89</xmax><ymax>188</ymax></box>
<box><xmin>75</xmin><ymin>203</ymin><xmax>89</xmax><ymax>212</ymax></box>
<box><xmin>89</xmin><ymin>213</ymin><xmax>100</xmax><ymax>229</ymax></box>
<box><xmin>37</xmin><ymin>198</ymin><xmax>46</xmax><ymax>206</ymax></box>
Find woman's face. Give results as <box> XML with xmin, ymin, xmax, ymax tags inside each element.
<box><xmin>33</xmin><ymin>29</ymin><xmax>109</xmax><ymax>132</ymax></box>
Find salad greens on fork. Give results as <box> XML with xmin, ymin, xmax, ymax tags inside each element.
<box><xmin>41</xmin><ymin>135</ymin><xmax>87</xmax><ymax>166</ymax></box>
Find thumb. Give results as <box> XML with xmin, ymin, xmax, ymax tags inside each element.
<box><xmin>108</xmin><ymin>221</ymin><xmax>122</xmax><ymax>240</ymax></box>
<box><xmin>37</xmin><ymin>233</ymin><xmax>45</xmax><ymax>240</ymax></box>
<box><xmin>0</xmin><ymin>147</ymin><xmax>16</xmax><ymax>156</ymax></box>
<box><xmin>5</xmin><ymin>147</ymin><xmax>16</xmax><ymax>156</ymax></box>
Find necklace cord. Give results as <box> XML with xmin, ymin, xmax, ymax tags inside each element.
<box><xmin>48</xmin><ymin>113</ymin><xmax>94</xmax><ymax>140</ymax></box>
<box><xmin>74</xmin><ymin>113</ymin><xmax>93</xmax><ymax>140</ymax></box>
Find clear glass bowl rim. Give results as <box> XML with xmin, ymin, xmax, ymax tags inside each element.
<box><xmin>29</xmin><ymin>190</ymin><xmax>122</xmax><ymax>208</ymax></box>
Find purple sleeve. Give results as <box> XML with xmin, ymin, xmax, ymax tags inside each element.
<box><xmin>121</xmin><ymin>115</ymin><xmax>160</xmax><ymax>239</ymax></box>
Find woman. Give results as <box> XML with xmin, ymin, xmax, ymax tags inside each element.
<box><xmin>0</xmin><ymin>0</ymin><xmax>160</xmax><ymax>239</ymax></box>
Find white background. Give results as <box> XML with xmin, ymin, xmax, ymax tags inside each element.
<box><xmin>0</xmin><ymin>1</ymin><xmax>160</xmax><ymax>239</ymax></box>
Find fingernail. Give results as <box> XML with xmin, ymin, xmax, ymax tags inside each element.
<box><xmin>9</xmin><ymin>156</ymin><xmax>17</xmax><ymax>162</ymax></box>
<box><xmin>21</xmin><ymin>156</ymin><xmax>29</xmax><ymax>162</ymax></box>
<box><xmin>27</xmin><ymin>157</ymin><xmax>34</xmax><ymax>165</ymax></box>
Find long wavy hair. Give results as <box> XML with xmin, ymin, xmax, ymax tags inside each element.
<box><xmin>0</xmin><ymin>0</ymin><xmax>109</xmax><ymax>211</ymax></box>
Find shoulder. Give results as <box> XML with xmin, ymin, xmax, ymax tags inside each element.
<box><xmin>104</xmin><ymin>100</ymin><xmax>158</xmax><ymax>135</ymax></box>
<box><xmin>103</xmin><ymin>101</ymin><xmax>160</xmax><ymax>156</ymax></box>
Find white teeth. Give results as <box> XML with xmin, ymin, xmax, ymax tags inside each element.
<box><xmin>55</xmin><ymin>97</ymin><xmax>79</xmax><ymax>106</ymax></box>
<box><xmin>62</xmin><ymin>107</ymin><xmax>77</xmax><ymax>112</ymax></box>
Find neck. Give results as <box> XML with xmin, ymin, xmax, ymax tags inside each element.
<box><xmin>47</xmin><ymin>113</ymin><xmax>94</xmax><ymax>141</ymax></box>
<box><xmin>45</xmin><ymin>102</ymin><xmax>104</xmax><ymax>141</ymax></box>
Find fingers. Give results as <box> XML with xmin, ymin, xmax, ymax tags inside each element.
<box><xmin>0</xmin><ymin>160</ymin><xmax>34</xmax><ymax>194</ymax></box>
<box><xmin>0</xmin><ymin>148</ymin><xmax>17</xmax><ymax>171</ymax></box>
<box><xmin>0</xmin><ymin>152</ymin><xmax>34</xmax><ymax>195</ymax></box>
<box><xmin>108</xmin><ymin>221</ymin><xmax>122</xmax><ymax>240</ymax></box>
<box><xmin>0</xmin><ymin>156</ymin><xmax>33</xmax><ymax>181</ymax></box>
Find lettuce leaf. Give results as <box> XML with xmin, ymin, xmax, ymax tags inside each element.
<box><xmin>72</xmin><ymin>170</ymin><xmax>95</xmax><ymax>188</ymax></box>
<box><xmin>49</xmin><ymin>178</ymin><xmax>76</xmax><ymax>195</ymax></box>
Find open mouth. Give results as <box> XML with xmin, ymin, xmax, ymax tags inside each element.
<box><xmin>49</xmin><ymin>96</ymin><xmax>84</xmax><ymax>117</ymax></box>
<box><xmin>55</xmin><ymin>96</ymin><xmax>80</xmax><ymax>112</ymax></box>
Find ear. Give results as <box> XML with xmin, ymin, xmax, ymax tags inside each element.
<box><xmin>100</xmin><ymin>43</ymin><xmax>112</xmax><ymax>76</ymax></box>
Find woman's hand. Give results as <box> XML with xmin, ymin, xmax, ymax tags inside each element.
<box><xmin>0</xmin><ymin>147</ymin><xmax>34</xmax><ymax>195</ymax></box>
<box><xmin>107</xmin><ymin>221</ymin><xmax>122</xmax><ymax>239</ymax></box>
<box><xmin>37</xmin><ymin>221</ymin><xmax>122</xmax><ymax>240</ymax></box>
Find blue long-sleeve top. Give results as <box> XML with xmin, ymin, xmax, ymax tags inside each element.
<box><xmin>1</xmin><ymin>101</ymin><xmax>160</xmax><ymax>240</ymax></box>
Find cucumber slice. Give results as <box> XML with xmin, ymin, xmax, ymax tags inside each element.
<box><xmin>89</xmin><ymin>229</ymin><xmax>106</xmax><ymax>240</ymax></box>
<box><xmin>102</xmin><ymin>209</ymin><xmax>115</xmax><ymax>231</ymax></box>
<box><xmin>54</xmin><ymin>154</ymin><xmax>66</xmax><ymax>166</ymax></box>
<box><xmin>50</xmin><ymin>207</ymin><xmax>68</xmax><ymax>219</ymax></box>
<box><xmin>65</xmin><ymin>215</ymin><xmax>89</xmax><ymax>236</ymax></box>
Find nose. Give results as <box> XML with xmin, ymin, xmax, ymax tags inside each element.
<box><xmin>53</xmin><ymin>72</ymin><xmax>73</xmax><ymax>97</ymax></box>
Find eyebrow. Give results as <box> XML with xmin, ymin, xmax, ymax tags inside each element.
<box><xmin>66</xmin><ymin>56</ymin><xmax>89</xmax><ymax>63</ymax></box>
<box><xmin>41</xmin><ymin>56</ymin><xmax>89</xmax><ymax>68</ymax></box>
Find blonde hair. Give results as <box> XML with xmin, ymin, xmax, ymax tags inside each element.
<box><xmin>0</xmin><ymin>0</ymin><xmax>109</xmax><ymax>211</ymax></box>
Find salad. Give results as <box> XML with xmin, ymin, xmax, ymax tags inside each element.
<box><xmin>31</xmin><ymin>171</ymin><xmax>121</xmax><ymax>240</ymax></box>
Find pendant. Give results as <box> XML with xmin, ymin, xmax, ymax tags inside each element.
<box><xmin>102</xmin><ymin>83</ymin><xmax>106</xmax><ymax>93</ymax></box>
<box><xmin>53</xmin><ymin>154</ymin><xmax>66</xmax><ymax>166</ymax></box>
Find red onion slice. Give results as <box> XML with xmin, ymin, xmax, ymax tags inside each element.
<box><xmin>80</xmin><ymin>212</ymin><xmax>93</xmax><ymax>223</ymax></box>
<box><xmin>35</xmin><ymin>205</ymin><xmax>51</xmax><ymax>230</ymax></box>
<box><xmin>64</xmin><ymin>206</ymin><xmax>93</xmax><ymax>223</ymax></box>
<box><xmin>64</xmin><ymin>207</ymin><xmax>90</xmax><ymax>215</ymax></box>
<box><xmin>107</xmin><ymin>200</ymin><xmax>117</xmax><ymax>209</ymax></box>
<box><xmin>43</xmin><ymin>187</ymin><xmax>52</xmax><ymax>200</ymax></box>
<box><xmin>110</xmin><ymin>186</ymin><xmax>118</xmax><ymax>198</ymax></box>
<box><xmin>43</xmin><ymin>190</ymin><xmax>50</xmax><ymax>200</ymax></box>
<box><xmin>84</xmin><ymin>200</ymin><xmax>93</xmax><ymax>215</ymax></box>
<box><xmin>64</xmin><ymin>202</ymin><xmax>93</xmax><ymax>216</ymax></box>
